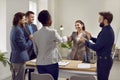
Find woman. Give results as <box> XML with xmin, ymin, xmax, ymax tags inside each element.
<box><xmin>67</xmin><ymin>20</ymin><xmax>90</xmax><ymax>62</ymax></box>
<box><xmin>10</xmin><ymin>12</ymin><xmax>32</xmax><ymax>80</ymax></box>
<box><xmin>33</xmin><ymin>10</ymin><xmax>66</xmax><ymax>80</ymax></box>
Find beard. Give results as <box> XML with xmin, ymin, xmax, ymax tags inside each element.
<box><xmin>99</xmin><ymin>22</ymin><xmax>104</xmax><ymax>28</ymax></box>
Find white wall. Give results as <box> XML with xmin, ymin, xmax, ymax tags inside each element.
<box><xmin>0</xmin><ymin>0</ymin><xmax>29</xmax><ymax>79</ymax></box>
<box><xmin>54</xmin><ymin>0</ymin><xmax>120</xmax><ymax>43</ymax></box>
<box><xmin>0</xmin><ymin>1</ymin><xmax>7</xmax><ymax>79</ymax></box>
<box><xmin>6</xmin><ymin>0</ymin><xmax>29</xmax><ymax>53</ymax></box>
<box><xmin>0</xmin><ymin>0</ymin><xmax>6</xmax><ymax>52</ymax></box>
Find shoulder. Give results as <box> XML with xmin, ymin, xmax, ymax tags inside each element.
<box><xmin>12</xmin><ymin>26</ymin><xmax>24</xmax><ymax>36</ymax></box>
<box><xmin>15</xmin><ymin>26</ymin><xmax>22</xmax><ymax>32</ymax></box>
<box><xmin>46</xmin><ymin>27</ymin><xmax>56</xmax><ymax>33</ymax></box>
<box><xmin>31</xmin><ymin>24</ymin><xmax>37</xmax><ymax>27</ymax></box>
<box><xmin>71</xmin><ymin>31</ymin><xmax>77</xmax><ymax>36</ymax></box>
<box><xmin>32</xmin><ymin>24</ymin><xmax>38</xmax><ymax>30</ymax></box>
<box><xmin>72</xmin><ymin>31</ymin><xmax>76</xmax><ymax>34</ymax></box>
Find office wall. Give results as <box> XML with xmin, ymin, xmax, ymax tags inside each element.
<box><xmin>0</xmin><ymin>0</ymin><xmax>29</xmax><ymax>79</ymax></box>
<box><xmin>0</xmin><ymin>0</ymin><xmax>6</xmax><ymax>52</ymax></box>
<box><xmin>6</xmin><ymin>0</ymin><xmax>29</xmax><ymax>53</ymax></box>
<box><xmin>0</xmin><ymin>1</ymin><xmax>7</xmax><ymax>79</ymax></box>
<box><xmin>54</xmin><ymin>0</ymin><xmax>120</xmax><ymax>42</ymax></box>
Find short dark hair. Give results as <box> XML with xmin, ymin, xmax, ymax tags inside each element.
<box><xmin>13</xmin><ymin>12</ymin><xmax>25</xmax><ymax>26</ymax></box>
<box><xmin>25</xmin><ymin>11</ymin><xmax>34</xmax><ymax>17</ymax></box>
<box><xmin>75</xmin><ymin>20</ymin><xmax>85</xmax><ymax>30</ymax></box>
<box><xmin>99</xmin><ymin>11</ymin><xmax>113</xmax><ymax>24</ymax></box>
<box><xmin>38</xmin><ymin>10</ymin><xmax>51</xmax><ymax>26</ymax></box>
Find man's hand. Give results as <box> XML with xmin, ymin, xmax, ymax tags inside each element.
<box><xmin>80</xmin><ymin>37</ymin><xmax>87</xmax><ymax>43</ymax></box>
<box><xmin>29</xmin><ymin>34</ymin><xmax>33</xmax><ymax>40</ymax></box>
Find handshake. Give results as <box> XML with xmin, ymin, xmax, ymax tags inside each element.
<box><xmin>62</xmin><ymin>36</ymin><xmax>68</xmax><ymax>42</ymax></box>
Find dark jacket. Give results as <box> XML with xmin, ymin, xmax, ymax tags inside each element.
<box><xmin>23</xmin><ymin>23</ymin><xmax>38</xmax><ymax>60</ymax></box>
<box><xmin>10</xmin><ymin>26</ymin><xmax>32</xmax><ymax>63</ymax></box>
<box><xmin>85</xmin><ymin>25</ymin><xmax>115</xmax><ymax>56</ymax></box>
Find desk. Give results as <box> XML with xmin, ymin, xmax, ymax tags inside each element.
<box><xmin>26</xmin><ymin>60</ymin><xmax>97</xmax><ymax>79</ymax></box>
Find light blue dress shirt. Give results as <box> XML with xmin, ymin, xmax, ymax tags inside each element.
<box><xmin>28</xmin><ymin>25</ymin><xmax>33</xmax><ymax>34</ymax></box>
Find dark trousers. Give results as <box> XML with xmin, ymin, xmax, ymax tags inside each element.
<box><xmin>37</xmin><ymin>63</ymin><xmax>59</xmax><ymax>80</ymax></box>
<box><xmin>83</xmin><ymin>52</ymin><xmax>90</xmax><ymax>63</ymax></box>
<box><xmin>97</xmin><ymin>57</ymin><xmax>113</xmax><ymax>80</ymax></box>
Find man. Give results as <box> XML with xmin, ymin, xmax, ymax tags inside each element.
<box><xmin>10</xmin><ymin>12</ymin><xmax>32</xmax><ymax>80</ymax></box>
<box><xmin>23</xmin><ymin>11</ymin><xmax>38</xmax><ymax>60</ymax></box>
<box><xmin>22</xmin><ymin>11</ymin><xmax>38</xmax><ymax>80</ymax></box>
<box><xmin>80</xmin><ymin>12</ymin><xmax>114</xmax><ymax>80</ymax></box>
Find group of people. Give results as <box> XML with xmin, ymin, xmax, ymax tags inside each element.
<box><xmin>10</xmin><ymin>10</ymin><xmax>114</xmax><ymax>80</ymax></box>
<box><xmin>10</xmin><ymin>11</ymin><xmax>38</xmax><ymax>80</ymax></box>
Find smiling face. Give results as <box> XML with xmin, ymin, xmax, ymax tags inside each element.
<box><xmin>27</xmin><ymin>13</ymin><xmax>34</xmax><ymax>24</ymax></box>
<box><xmin>75</xmin><ymin>22</ymin><xmax>83</xmax><ymax>32</ymax></box>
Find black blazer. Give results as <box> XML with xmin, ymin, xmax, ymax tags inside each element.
<box><xmin>23</xmin><ymin>23</ymin><xmax>38</xmax><ymax>60</ymax></box>
<box><xmin>24</xmin><ymin>24</ymin><xmax>38</xmax><ymax>35</ymax></box>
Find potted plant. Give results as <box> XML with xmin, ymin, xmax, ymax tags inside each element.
<box><xmin>0</xmin><ymin>50</ymin><xmax>12</xmax><ymax>70</ymax></box>
<box><xmin>61</xmin><ymin>41</ymin><xmax>72</xmax><ymax>49</ymax></box>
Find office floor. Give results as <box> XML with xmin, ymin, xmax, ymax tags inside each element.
<box><xmin>4</xmin><ymin>60</ymin><xmax>120</xmax><ymax>80</ymax></box>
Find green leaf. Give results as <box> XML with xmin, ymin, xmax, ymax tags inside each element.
<box><xmin>61</xmin><ymin>41</ymin><xmax>72</xmax><ymax>49</ymax></box>
<box><xmin>0</xmin><ymin>51</ymin><xmax>12</xmax><ymax>71</ymax></box>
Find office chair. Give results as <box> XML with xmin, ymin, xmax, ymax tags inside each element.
<box><xmin>31</xmin><ymin>72</ymin><xmax>54</xmax><ymax>80</ymax></box>
<box><xmin>70</xmin><ymin>75</ymin><xmax>96</xmax><ymax>80</ymax></box>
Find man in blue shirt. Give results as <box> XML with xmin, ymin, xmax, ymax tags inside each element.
<box><xmin>23</xmin><ymin>11</ymin><xmax>38</xmax><ymax>80</ymax></box>
<box><xmin>23</xmin><ymin>11</ymin><xmax>38</xmax><ymax>60</ymax></box>
<box><xmin>80</xmin><ymin>12</ymin><xmax>114</xmax><ymax>80</ymax></box>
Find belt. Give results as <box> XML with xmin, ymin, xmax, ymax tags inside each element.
<box><xmin>97</xmin><ymin>56</ymin><xmax>111</xmax><ymax>60</ymax></box>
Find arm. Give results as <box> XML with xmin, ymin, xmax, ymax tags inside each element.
<box><xmin>53</xmin><ymin>30</ymin><xmax>67</xmax><ymax>43</ymax></box>
<box><xmin>91</xmin><ymin>37</ymin><xmax>97</xmax><ymax>43</ymax></box>
<box><xmin>67</xmin><ymin>32</ymin><xmax>74</xmax><ymax>42</ymax></box>
<box><xmin>85</xmin><ymin>31</ymin><xmax>97</xmax><ymax>42</ymax></box>
<box><xmin>32</xmin><ymin>37</ymin><xmax>38</xmax><ymax>55</ymax></box>
<box><xmin>85</xmin><ymin>32</ymin><xmax>108</xmax><ymax>51</ymax></box>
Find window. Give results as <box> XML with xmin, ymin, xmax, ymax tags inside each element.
<box><xmin>29</xmin><ymin>0</ymin><xmax>37</xmax><ymax>25</ymax></box>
